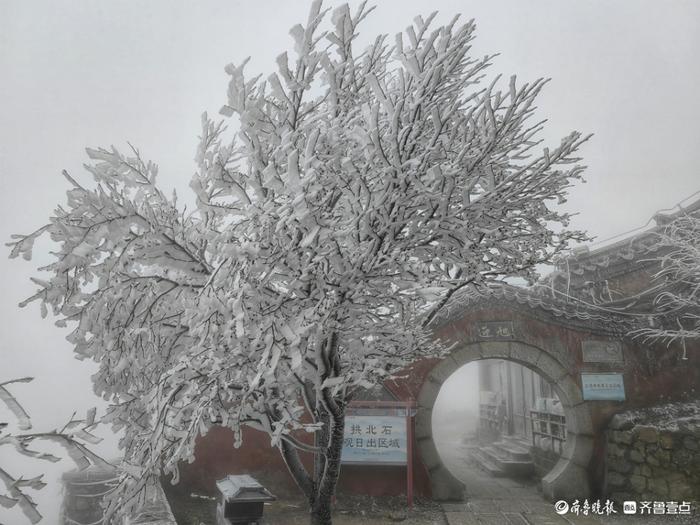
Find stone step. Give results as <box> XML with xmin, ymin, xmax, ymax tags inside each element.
<box><xmin>469</xmin><ymin>448</ymin><xmax>506</xmax><ymax>477</ymax></box>
<box><xmin>501</xmin><ymin>434</ymin><xmax>532</xmax><ymax>449</ymax></box>
<box><xmin>493</xmin><ymin>440</ymin><xmax>532</xmax><ymax>462</ymax></box>
<box><xmin>481</xmin><ymin>446</ymin><xmax>534</xmax><ymax>478</ymax></box>
<box><xmin>481</xmin><ymin>445</ymin><xmax>508</xmax><ymax>464</ymax></box>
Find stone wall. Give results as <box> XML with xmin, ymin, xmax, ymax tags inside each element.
<box><xmin>531</xmin><ymin>446</ymin><xmax>561</xmax><ymax>479</ymax></box>
<box><xmin>605</xmin><ymin>401</ymin><xmax>700</xmax><ymax>502</ymax></box>
<box><xmin>178</xmin><ymin>297</ymin><xmax>700</xmax><ymax>502</ymax></box>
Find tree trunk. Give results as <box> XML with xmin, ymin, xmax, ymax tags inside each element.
<box><xmin>310</xmin><ymin>496</ymin><xmax>334</xmax><ymax>525</ymax></box>
<box><xmin>278</xmin><ymin>402</ymin><xmax>346</xmax><ymax>525</ymax></box>
<box><xmin>310</xmin><ymin>405</ymin><xmax>345</xmax><ymax>525</ymax></box>
<box><xmin>280</xmin><ymin>332</ymin><xmax>346</xmax><ymax>525</ymax></box>
<box><xmin>279</xmin><ymin>439</ymin><xmax>314</xmax><ymax>500</ymax></box>
<box><xmin>278</xmin><ymin>400</ymin><xmax>345</xmax><ymax>524</ymax></box>
<box><xmin>308</xmin><ymin>398</ymin><xmax>345</xmax><ymax>525</ymax></box>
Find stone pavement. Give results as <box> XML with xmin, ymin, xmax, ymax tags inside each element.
<box><xmin>437</xmin><ymin>439</ymin><xmax>605</xmax><ymax>525</ymax></box>
<box><xmin>441</xmin><ymin>474</ymin><xmax>605</xmax><ymax>524</ymax></box>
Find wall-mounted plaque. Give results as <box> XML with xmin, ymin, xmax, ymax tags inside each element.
<box><xmin>476</xmin><ymin>321</ymin><xmax>514</xmax><ymax>339</ymax></box>
<box><xmin>582</xmin><ymin>340</ymin><xmax>624</xmax><ymax>364</ymax></box>
<box><xmin>341</xmin><ymin>415</ymin><xmax>407</xmax><ymax>465</ymax></box>
<box><xmin>581</xmin><ymin>373</ymin><xmax>626</xmax><ymax>401</ymax></box>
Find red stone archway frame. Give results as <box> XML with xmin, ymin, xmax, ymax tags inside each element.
<box><xmin>415</xmin><ymin>340</ymin><xmax>594</xmax><ymax>501</ymax></box>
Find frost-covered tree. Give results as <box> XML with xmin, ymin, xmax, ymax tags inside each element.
<box><xmin>0</xmin><ymin>378</ymin><xmax>107</xmax><ymax>524</ymax></box>
<box><xmin>8</xmin><ymin>3</ymin><xmax>589</xmax><ymax>523</ymax></box>
<box><xmin>633</xmin><ymin>214</ymin><xmax>700</xmax><ymax>344</ymax></box>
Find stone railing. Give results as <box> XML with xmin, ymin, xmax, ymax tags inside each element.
<box><xmin>62</xmin><ymin>465</ymin><xmax>176</xmax><ymax>525</ymax></box>
<box><xmin>124</xmin><ymin>483</ymin><xmax>177</xmax><ymax>525</ymax></box>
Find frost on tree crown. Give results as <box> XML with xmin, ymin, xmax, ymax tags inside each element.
<box><xmin>7</xmin><ymin>1</ymin><xmax>588</xmax><ymax>517</ymax></box>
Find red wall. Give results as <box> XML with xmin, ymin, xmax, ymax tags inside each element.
<box><xmin>179</xmin><ymin>416</ymin><xmax>433</xmax><ymax>499</ymax></box>
<box><xmin>178</xmin><ymin>305</ymin><xmax>699</xmax><ymax>501</ymax></box>
<box><xmin>430</xmin><ymin>305</ymin><xmax>700</xmax><ymax>497</ymax></box>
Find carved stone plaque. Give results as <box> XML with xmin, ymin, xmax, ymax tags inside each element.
<box><xmin>476</xmin><ymin>321</ymin><xmax>514</xmax><ymax>339</ymax></box>
<box><xmin>582</xmin><ymin>340</ymin><xmax>624</xmax><ymax>364</ymax></box>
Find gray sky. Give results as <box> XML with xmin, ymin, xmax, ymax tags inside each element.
<box><xmin>1</xmin><ymin>1</ymin><xmax>698</xmax><ymax>523</ymax></box>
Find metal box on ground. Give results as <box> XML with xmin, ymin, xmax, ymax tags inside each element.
<box><xmin>215</xmin><ymin>475</ymin><xmax>276</xmax><ymax>525</ymax></box>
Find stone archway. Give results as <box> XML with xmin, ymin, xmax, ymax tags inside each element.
<box><xmin>415</xmin><ymin>340</ymin><xmax>593</xmax><ymax>502</ymax></box>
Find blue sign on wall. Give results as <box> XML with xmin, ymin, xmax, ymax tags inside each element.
<box><xmin>581</xmin><ymin>373</ymin><xmax>626</xmax><ymax>401</ymax></box>
<box><xmin>341</xmin><ymin>415</ymin><xmax>407</xmax><ymax>464</ymax></box>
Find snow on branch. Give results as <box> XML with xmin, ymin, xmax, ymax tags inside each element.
<box><xmin>0</xmin><ymin>378</ymin><xmax>110</xmax><ymax>524</ymax></box>
<box><xmin>632</xmin><ymin>214</ymin><xmax>700</xmax><ymax>344</ymax></box>
<box><xmin>9</xmin><ymin>2</ymin><xmax>590</xmax><ymax>520</ymax></box>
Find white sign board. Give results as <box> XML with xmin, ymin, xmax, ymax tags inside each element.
<box><xmin>581</xmin><ymin>373</ymin><xmax>626</xmax><ymax>401</ymax></box>
<box><xmin>341</xmin><ymin>415</ymin><xmax>407</xmax><ymax>464</ymax></box>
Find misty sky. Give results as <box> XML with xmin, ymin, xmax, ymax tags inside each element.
<box><xmin>1</xmin><ymin>1</ymin><xmax>698</xmax><ymax>523</ymax></box>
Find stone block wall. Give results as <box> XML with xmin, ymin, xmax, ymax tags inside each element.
<box><xmin>604</xmin><ymin>401</ymin><xmax>700</xmax><ymax>502</ymax></box>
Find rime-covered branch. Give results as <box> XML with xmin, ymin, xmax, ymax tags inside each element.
<box><xmin>0</xmin><ymin>378</ymin><xmax>110</xmax><ymax>524</ymax></box>
<box><xmin>9</xmin><ymin>2</ymin><xmax>589</xmax><ymax>523</ymax></box>
<box><xmin>632</xmin><ymin>214</ymin><xmax>700</xmax><ymax>344</ymax></box>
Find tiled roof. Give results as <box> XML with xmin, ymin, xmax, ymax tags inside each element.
<box><xmin>428</xmin><ymin>282</ymin><xmax>642</xmax><ymax>336</ymax></box>
<box><xmin>559</xmin><ymin>197</ymin><xmax>700</xmax><ymax>275</ymax></box>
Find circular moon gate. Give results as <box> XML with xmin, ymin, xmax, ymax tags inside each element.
<box><xmin>415</xmin><ymin>340</ymin><xmax>593</xmax><ymax>501</ymax></box>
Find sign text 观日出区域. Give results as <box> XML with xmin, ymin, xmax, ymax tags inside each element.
<box><xmin>341</xmin><ymin>415</ymin><xmax>407</xmax><ymax>464</ymax></box>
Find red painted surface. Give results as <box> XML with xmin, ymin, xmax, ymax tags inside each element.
<box><xmin>178</xmin><ymin>426</ymin><xmax>312</xmax><ymax>498</ymax></box>
<box><xmin>427</xmin><ymin>304</ymin><xmax>700</xmax><ymax>497</ymax></box>
<box><xmin>179</xmin><ymin>399</ymin><xmax>433</xmax><ymax>499</ymax></box>
<box><xmin>178</xmin><ymin>296</ymin><xmax>699</xmax><ymax>501</ymax></box>
<box><xmin>386</xmin><ymin>359</ymin><xmax>440</xmax><ymax>401</ymax></box>
<box><xmin>406</xmin><ymin>411</ymin><xmax>414</xmax><ymax>508</ymax></box>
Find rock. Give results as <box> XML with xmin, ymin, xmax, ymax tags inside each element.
<box><xmin>607</xmin><ymin>472</ymin><xmax>627</xmax><ymax>488</ymax></box>
<box><xmin>636</xmin><ymin>426</ymin><xmax>659</xmax><ymax>444</ymax></box>
<box><xmin>388</xmin><ymin>511</ymin><xmax>407</xmax><ymax>522</ymax></box>
<box><xmin>633</xmin><ymin>465</ymin><xmax>652</xmax><ymax>477</ymax></box>
<box><xmin>607</xmin><ymin>444</ymin><xmax>626</xmax><ymax>458</ymax></box>
<box><xmin>652</xmin><ymin>467</ymin><xmax>672</xmax><ymax>478</ymax></box>
<box><xmin>605</xmin><ymin>403</ymin><xmax>700</xmax><ymax>503</ymax></box>
<box><xmin>666</xmin><ymin>472</ymin><xmax>686</xmax><ymax>483</ymax></box>
<box><xmin>630</xmin><ymin>475</ymin><xmax>647</xmax><ymax>493</ymax></box>
<box><xmin>667</xmin><ymin>478</ymin><xmax>693</xmax><ymax>499</ymax></box>
<box><xmin>659</xmin><ymin>433</ymin><xmax>674</xmax><ymax>450</ymax></box>
<box><xmin>609</xmin><ymin>414</ymin><xmax>634</xmax><ymax>431</ymax></box>
<box><xmin>682</xmin><ymin>437</ymin><xmax>699</xmax><ymax>451</ymax></box>
<box><xmin>613</xmin><ymin>430</ymin><xmax>634</xmax><ymax>445</ymax></box>
<box><xmin>673</xmin><ymin>449</ymin><xmax>693</xmax><ymax>466</ymax></box>
<box><xmin>609</xmin><ymin>458</ymin><xmax>633</xmax><ymax>474</ymax></box>
<box><xmin>648</xmin><ymin>478</ymin><xmax>669</xmax><ymax>497</ymax></box>
<box><xmin>670</xmin><ymin>483</ymin><xmax>693</xmax><ymax>500</ymax></box>
<box><xmin>652</xmin><ymin>449</ymin><xmax>671</xmax><ymax>466</ymax></box>
<box><xmin>629</xmin><ymin>450</ymin><xmax>645</xmax><ymax>463</ymax></box>
<box><xmin>610</xmin><ymin>491</ymin><xmax>634</xmax><ymax>503</ymax></box>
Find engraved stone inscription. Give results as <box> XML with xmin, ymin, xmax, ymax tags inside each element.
<box><xmin>582</xmin><ymin>340</ymin><xmax>623</xmax><ymax>363</ymax></box>
<box><xmin>476</xmin><ymin>321</ymin><xmax>514</xmax><ymax>339</ymax></box>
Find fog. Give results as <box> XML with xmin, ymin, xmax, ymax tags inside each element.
<box><xmin>1</xmin><ymin>1</ymin><xmax>698</xmax><ymax>523</ymax></box>
<box><xmin>432</xmin><ymin>363</ymin><xmax>480</xmax><ymax>455</ymax></box>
